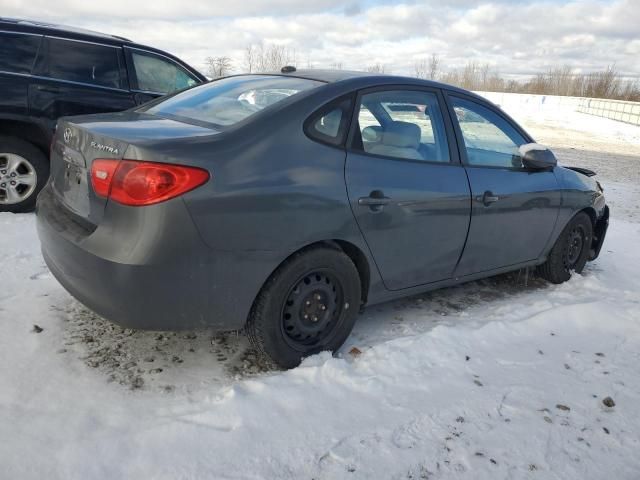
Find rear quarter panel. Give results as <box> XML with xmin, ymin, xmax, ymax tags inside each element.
<box><xmin>121</xmin><ymin>91</ymin><xmax>383</xmax><ymax>325</ymax></box>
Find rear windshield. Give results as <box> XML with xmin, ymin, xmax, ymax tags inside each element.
<box><xmin>144</xmin><ymin>75</ymin><xmax>323</xmax><ymax>128</ymax></box>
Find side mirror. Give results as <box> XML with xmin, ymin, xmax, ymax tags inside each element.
<box><xmin>519</xmin><ymin>143</ymin><xmax>557</xmax><ymax>170</ymax></box>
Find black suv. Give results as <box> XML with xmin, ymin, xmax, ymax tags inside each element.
<box><xmin>0</xmin><ymin>18</ymin><xmax>207</xmax><ymax>212</ymax></box>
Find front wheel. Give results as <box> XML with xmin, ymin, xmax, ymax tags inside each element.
<box><xmin>246</xmin><ymin>246</ymin><xmax>361</xmax><ymax>369</ymax></box>
<box><xmin>538</xmin><ymin>212</ymin><xmax>593</xmax><ymax>284</ymax></box>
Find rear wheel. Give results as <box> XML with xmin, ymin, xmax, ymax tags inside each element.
<box><xmin>0</xmin><ymin>136</ymin><xmax>49</xmax><ymax>213</ymax></box>
<box><xmin>246</xmin><ymin>246</ymin><xmax>361</xmax><ymax>369</ymax></box>
<box><xmin>538</xmin><ymin>212</ymin><xmax>593</xmax><ymax>284</ymax></box>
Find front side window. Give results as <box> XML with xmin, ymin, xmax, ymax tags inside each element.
<box><xmin>40</xmin><ymin>38</ymin><xmax>121</xmax><ymax>89</ymax></box>
<box><xmin>131</xmin><ymin>50</ymin><xmax>199</xmax><ymax>94</ymax></box>
<box><xmin>145</xmin><ymin>75</ymin><xmax>323</xmax><ymax>129</ymax></box>
<box><xmin>353</xmin><ymin>90</ymin><xmax>450</xmax><ymax>162</ymax></box>
<box><xmin>0</xmin><ymin>33</ymin><xmax>41</xmax><ymax>74</ymax></box>
<box><xmin>451</xmin><ymin>97</ymin><xmax>526</xmax><ymax>168</ymax></box>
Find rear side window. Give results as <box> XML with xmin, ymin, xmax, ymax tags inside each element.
<box><xmin>130</xmin><ymin>50</ymin><xmax>199</xmax><ymax>94</ymax></box>
<box><xmin>0</xmin><ymin>33</ymin><xmax>41</xmax><ymax>74</ymax></box>
<box><xmin>145</xmin><ymin>75</ymin><xmax>323</xmax><ymax>129</ymax></box>
<box><xmin>36</xmin><ymin>38</ymin><xmax>122</xmax><ymax>89</ymax></box>
<box><xmin>305</xmin><ymin>97</ymin><xmax>353</xmax><ymax>146</ymax></box>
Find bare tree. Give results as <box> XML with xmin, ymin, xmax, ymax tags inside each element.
<box><xmin>416</xmin><ymin>54</ymin><xmax>440</xmax><ymax>80</ymax></box>
<box><xmin>414</xmin><ymin>58</ymin><xmax>428</xmax><ymax>79</ymax></box>
<box><xmin>428</xmin><ymin>54</ymin><xmax>440</xmax><ymax>80</ymax></box>
<box><xmin>366</xmin><ymin>63</ymin><xmax>387</xmax><ymax>73</ymax></box>
<box><xmin>242</xmin><ymin>44</ymin><xmax>297</xmax><ymax>73</ymax></box>
<box><xmin>244</xmin><ymin>45</ymin><xmax>256</xmax><ymax>73</ymax></box>
<box><xmin>430</xmin><ymin>60</ymin><xmax>638</xmax><ymax>101</ymax></box>
<box><xmin>205</xmin><ymin>56</ymin><xmax>233</xmax><ymax>78</ymax></box>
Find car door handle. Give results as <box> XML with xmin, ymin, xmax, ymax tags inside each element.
<box><xmin>477</xmin><ymin>191</ymin><xmax>500</xmax><ymax>206</ymax></box>
<box><xmin>358</xmin><ymin>197</ymin><xmax>391</xmax><ymax>206</ymax></box>
<box><xmin>358</xmin><ymin>191</ymin><xmax>391</xmax><ymax>211</ymax></box>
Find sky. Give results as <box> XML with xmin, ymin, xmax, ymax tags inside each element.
<box><xmin>1</xmin><ymin>0</ymin><xmax>639</xmax><ymax>79</ymax></box>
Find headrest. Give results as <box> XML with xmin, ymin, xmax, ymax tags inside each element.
<box><xmin>382</xmin><ymin>121</ymin><xmax>421</xmax><ymax>149</ymax></box>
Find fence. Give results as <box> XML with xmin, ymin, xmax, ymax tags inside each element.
<box><xmin>576</xmin><ymin>98</ymin><xmax>640</xmax><ymax>126</ymax></box>
<box><xmin>475</xmin><ymin>91</ymin><xmax>640</xmax><ymax>126</ymax></box>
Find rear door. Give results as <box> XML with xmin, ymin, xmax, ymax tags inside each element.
<box><xmin>0</xmin><ymin>31</ymin><xmax>42</xmax><ymax>119</ymax></box>
<box><xmin>446</xmin><ymin>94</ymin><xmax>561</xmax><ymax>275</ymax></box>
<box><xmin>29</xmin><ymin>37</ymin><xmax>136</xmax><ymax>133</ymax></box>
<box><xmin>345</xmin><ymin>87</ymin><xmax>471</xmax><ymax>291</ymax></box>
<box><xmin>124</xmin><ymin>47</ymin><xmax>201</xmax><ymax>105</ymax></box>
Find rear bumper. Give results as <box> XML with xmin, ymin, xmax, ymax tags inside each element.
<box><xmin>36</xmin><ymin>184</ymin><xmax>267</xmax><ymax>331</ymax></box>
<box><xmin>590</xmin><ymin>205</ymin><xmax>609</xmax><ymax>261</ymax></box>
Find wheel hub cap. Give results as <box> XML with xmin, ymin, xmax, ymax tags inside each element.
<box><xmin>282</xmin><ymin>272</ymin><xmax>341</xmax><ymax>347</ymax></box>
<box><xmin>0</xmin><ymin>153</ymin><xmax>37</xmax><ymax>205</ymax></box>
<box><xmin>565</xmin><ymin>227</ymin><xmax>584</xmax><ymax>267</ymax></box>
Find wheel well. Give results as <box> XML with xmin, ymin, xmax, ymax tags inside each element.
<box><xmin>579</xmin><ymin>207</ymin><xmax>597</xmax><ymax>228</ymax></box>
<box><xmin>331</xmin><ymin>239</ymin><xmax>370</xmax><ymax>305</ymax></box>
<box><xmin>265</xmin><ymin>240</ymin><xmax>371</xmax><ymax>307</ymax></box>
<box><xmin>0</xmin><ymin>120</ymin><xmax>49</xmax><ymax>154</ymax></box>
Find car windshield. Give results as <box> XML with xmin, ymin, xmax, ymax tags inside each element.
<box><xmin>144</xmin><ymin>75</ymin><xmax>323</xmax><ymax>128</ymax></box>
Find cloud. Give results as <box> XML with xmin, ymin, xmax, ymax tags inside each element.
<box><xmin>2</xmin><ymin>0</ymin><xmax>638</xmax><ymax>78</ymax></box>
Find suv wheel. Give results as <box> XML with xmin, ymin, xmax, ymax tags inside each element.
<box><xmin>0</xmin><ymin>136</ymin><xmax>49</xmax><ymax>213</ymax></box>
<box><xmin>247</xmin><ymin>246</ymin><xmax>361</xmax><ymax>369</ymax></box>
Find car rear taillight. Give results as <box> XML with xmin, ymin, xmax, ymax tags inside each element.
<box><xmin>90</xmin><ymin>159</ymin><xmax>209</xmax><ymax>206</ymax></box>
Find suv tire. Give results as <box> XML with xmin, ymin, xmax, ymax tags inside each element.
<box><xmin>0</xmin><ymin>135</ymin><xmax>49</xmax><ymax>213</ymax></box>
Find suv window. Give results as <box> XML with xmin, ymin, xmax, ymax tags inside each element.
<box><xmin>0</xmin><ymin>32</ymin><xmax>41</xmax><ymax>74</ymax></box>
<box><xmin>451</xmin><ymin>96</ymin><xmax>526</xmax><ymax>168</ymax></box>
<box><xmin>131</xmin><ymin>50</ymin><xmax>198</xmax><ymax>94</ymax></box>
<box><xmin>353</xmin><ymin>90</ymin><xmax>450</xmax><ymax>163</ymax></box>
<box><xmin>35</xmin><ymin>38</ymin><xmax>122</xmax><ymax>89</ymax></box>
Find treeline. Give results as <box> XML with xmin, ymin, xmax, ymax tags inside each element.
<box><xmin>416</xmin><ymin>59</ymin><xmax>640</xmax><ymax>101</ymax></box>
<box><xmin>204</xmin><ymin>46</ymin><xmax>640</xmax><ymax>102</ymax></box>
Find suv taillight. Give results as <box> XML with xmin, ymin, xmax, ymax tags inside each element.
<box><xmin>91</xmin><ymin>159</ymin><xmax>209</xmax><ymax>206</ymax></box>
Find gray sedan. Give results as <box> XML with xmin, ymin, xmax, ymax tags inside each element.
<box><xmin>36</xmin><ymin>68</ymin><xmax>609</xmax><ymax>368</ymax></box>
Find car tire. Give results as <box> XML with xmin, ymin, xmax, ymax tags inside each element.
<box><xmin>0</xmin><ymin>135</ymin><xmax>49</xmax><ymax>213</ymax></box>
<box><xmin>538</xmin><ymin>212</ymin><xmax>593</xmax><ymax>284</ymax></box>
<box><xmin>246</xmin><ymin>246</ymin><xmax>361</xmax><ymax>369</ymax></box>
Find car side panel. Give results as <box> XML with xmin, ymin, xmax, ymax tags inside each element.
<box><xmin>0</xmin><ymin>73</ymin><xmax>31</xmax><ymax>117</ymax></box>
<box><xmin>454</xmin><ymin>167</ymin><xmax>561</xmax><ymax>275</ymax></box>
<box><xmin>541</xmin><ymin>166</ymin><xmax>606</xmax><ymax>257</ymax></box>
<box><xmin>122</xmin><ymin>104</ymin><xmax>383</xmax><ymax>327</ymax></box>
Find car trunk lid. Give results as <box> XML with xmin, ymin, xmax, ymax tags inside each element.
<box><xmin>50</xmin><ymin>113</ymin><xmax>215</xmax><ymax>226</ymax></box>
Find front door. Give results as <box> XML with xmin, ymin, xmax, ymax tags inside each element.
<box><xmin>448</xmin><ymin>95</ymin><xmax>561</xmax><ymax>276</ymax></box>
<box><xmin>345</xmin><ymin>88</ymin><xmax>471</xmax><ymax>291</ymax></box>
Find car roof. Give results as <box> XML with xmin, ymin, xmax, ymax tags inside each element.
<box><xmin>276</xmin><ymin>68</ymin><xmax>484</xmax><ymax>98</ymax></box>
<box><xmin>0</xmin><ymin>17</ymin><xmax>207</xmax><ymax>80</ymax></box>
<box><xmin>0</xmin><ymin>17</ymin><xmax>132</xmax><ymax>43</ymax></box>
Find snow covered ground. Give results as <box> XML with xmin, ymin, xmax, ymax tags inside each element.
<box><xmin>1</xmin><ymin>105</ymin><xmax>640</xmax><ymax>479</ymax></box>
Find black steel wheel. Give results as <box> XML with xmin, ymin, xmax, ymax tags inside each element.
<box><xmin>564</xmin><ymin>225</ymin><xmax>585</xmax><ymax>269</ymax></box>
<box><xmin>246</xmin><ymin>246</ymin><xmax>361</xmax><ymax>369</ymax></box>
<box><xmin>538</xmin><ymin>212</ymin><xmax>593</xmax><ymax>284</ymax></box>
<box><xmin>281</xmin><ymin>270</ymin><xmax>343</xmax><ymax>349</ymax></box>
